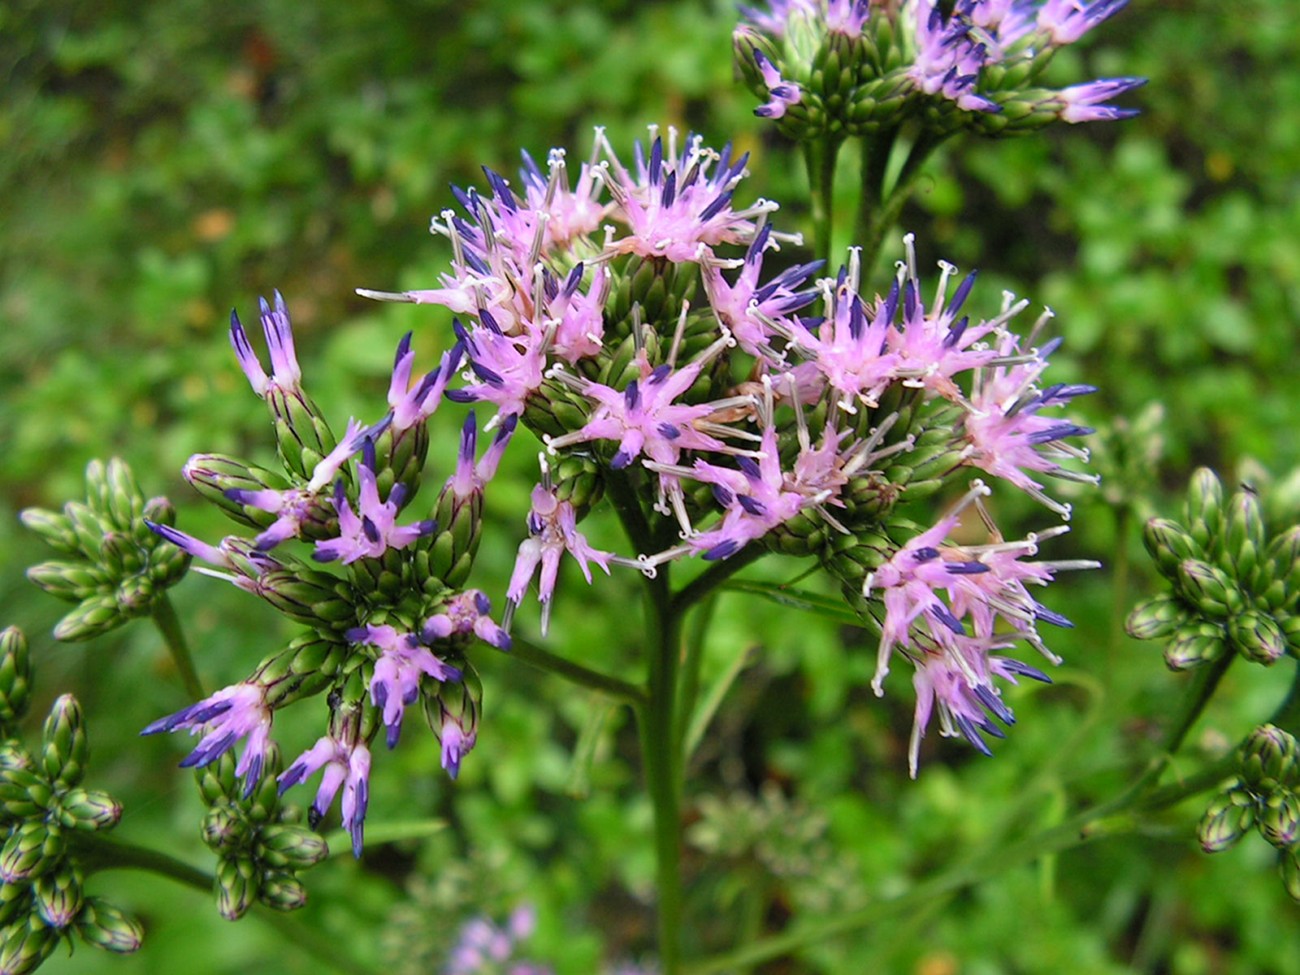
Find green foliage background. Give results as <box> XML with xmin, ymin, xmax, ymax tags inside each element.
<box><xmin>1</xmin><ymin>1</ymin><xmax>1298</xmax><ymax>972</ymax></box>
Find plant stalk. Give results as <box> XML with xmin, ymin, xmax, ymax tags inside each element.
<box><xmin>151</xmin><ymin>592</ymin><xmax>205</xmax><ymax>701</ymax></box>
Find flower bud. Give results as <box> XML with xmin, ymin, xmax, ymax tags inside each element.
<box><xmin>1241</xmin><ymin>725</ymin><xmax>1299</xmax><ymax>790</ymax></box>
<box><xmin>267</xmin><ymin>386</ymin><xmax>338</xmax><ymax>484</ymax></box>
<box><xmin>1163</xmin><ymin>621</ymin><xmax>1227</xmax><ymax>671</ymax></box>
<box><xmin>1185</xmin><ymin>467</ymin><xmax>1224</xmax><ymax>550</ymax></box>
<box><xmin>253</xmin><ymin>634</ymin><xmax>350</xmax><ymax>708</ymax></box>
<box><xmin>18</xmin><ymin>508</ymin><xmax>80</xmax><ymax>556</ymax></box>
<box><xmin>51</xmin><ymin>593</ymin><xmax>122</xmax><ymax>643</ymax></box>
<box><xmin>1143</xmin><ymin>519</ymin><xmax>1202</xmax><ymax>582</ymax></box>
<box><xmin>258</xmin><ymin>871</ymin><xmax>308</xmax><ymax>912</ymax></box>
<box><xmin>257</xmin><ymin>568</ymin><xmax>359</xmax><ymax>631</ymax></box>
<box><xmin>1258</xmin><ymin>788</ymin><xmax>1300</xmax><ymax>848</ymax></box>
<box><xmin>1197</xmin><ymin>786</ymin><xmax>1256</xmax><ymax>853</ymax></box>
<box><xmin>25</xmin><ymin>561</ymin><xmax>110</xmax><ymax>604</ymax></box>
<box><xmin>1282</xmin><ymin>848</ymin><xmax>1300</xmax><ymax>904</ymax></box>
<box><xmin>0</xmin><ymin>913</ymin><xmax>59</xmax><ymax>975</ymax></box>
<box><xmin>216</xmin><ymin>854</ymin><xmax>260</xmax><ymax>921</ymax></box>
<box><xmin>33</xmin><ymin>864</ymin><xmax>84</xmax><ymax>929</ymax></box>
<box><xmin>0</xmin><ymin>767</ymin><xmax>53</xmax><ymax>820</ymax></box>
<box><xmin>1125</xmin><ymin>594</ymin><xmax>1190</xmax><ymax>641</ymax></box>
<box><xmin>255</xmin><ymin>824</ymin><xmax>329</xmax><ymax>871</ymax></box>
<box><xmin>75</xmin><ymin>897</ymin><xmax>144</xmax><ymax>954</ymax></box>
<box><xmin>1228</xmin><ymin>610</ymin><xmax>1286</xmax><ymax>666</ymax></box>
<box><xmin>1175</xmin><ymin>560</ymin><xmax>1243</xmax><ymax>618</ymax></box>
<box><xmin>0</xmin><ymin>821</ymin><xmax>64</xmax><ymax>883</ymax></box>
<box><xmin>0</xmin><ymin>628</ymin><xmax>32</xmax><ymax>730</ymax></box>
<box><xmin>41</xmin><ymin>694</ymin><xmax>88</xmax><ymax>789</ymax></box>
<box><xmin>63</xmin><ymin>501</ymin><xmax>110</xmax><ymax>561</ymax></box>
<box><xmin>1219</xmin><ymin>490</ymin><xmax>1266</xmax><ymax>579</ymax></box>
<box><xmin>103</xmin><ymin>458</ymin><xmax>146</xmax><ymax>532</ymax></box>
<box><xmin>56</xmin><ymin>788</ymin><xmax>122</xmax><ymax>832</ymax></box>
<box><xmin>202</xmin><ymin>805</ymin><xmax>252</xmax><ymax>854</ymax></box>
<box><xmin>183</xmin><ymin>453</ymin><xmax>293</xmax><ymax>530</ymax></box>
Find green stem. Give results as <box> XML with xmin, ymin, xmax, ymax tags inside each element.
<box><xmin>672</xmin><ymin>544</ymin><xmax>767</xmax><ymax>615</ymax></box>
<box><xmin>151</xmin><ymin>592</ymin><xmax>205</xmax><ymax>701</ymax></box>
<box><xmin>73</xmin><ymin>835</ymin><xmax>373</xmax><ymax>975</ymax></box>
<box><xmin>511</xmin><ymin>635</ymin><xmax>647</xmax><ymax>705</ymax></box>
<box><xmin>853</xmin><ymin>127</ymin><xmax>897</xmax><ymax>256</ymax></box>
<box><xmin>857</xmin><ymin>131</ymin><xmax>950</xmax><ymax>282</ymax></box>
<box><xmin>803</xmin><ymin>136</ymin><xmax>844</xmax><ymax>259</ymax></box>
<box><xmin>1110</xmin><ymin>505</ymin><xmax>1132</xmax><ymax>666</ymax></box>
<box><xmin>675</xmin><ymin>596</ymin><xmax>716</xmax><ymax>761</ymax></box>
<box><xmin>638</xmin><ymin>569</ymin><xmax>686</xmax><ymax>974</ymax></box>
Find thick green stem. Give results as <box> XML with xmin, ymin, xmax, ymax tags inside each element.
<box><xmin>511</xmin><ymin>635</ymin><xmax>647</xmax><ymax>705</ymax></box>
<box><xmin>73</xmin><ymin>835</ymin><xmax>373</xmax><ymax>975</ymax></box>
<box><xmin>675</xmin><ymin>596</ymin><xmax>716</xmax><ymax>761</ymax></box>
<box><xmin>638</xmin><ymin>569</ymin><xmax>686</xmax><ymax>974</ymax></box>
<box><xmin>151</xmin><ymin>592</ymin><xmax>205</xmax><ymax>701</ymax></box>
<box><xmin>672</xmin><ymin>544</ymin><xmax>766</xmax><ymax>615</ymax></box>
<box><xmin>803</xmin><ymin>137</ymin><xmax>844</xmax><ymax>259</ymax></box>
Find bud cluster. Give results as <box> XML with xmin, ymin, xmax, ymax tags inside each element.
<box><xmin>21</xmin><ymin>459</ymin><xmax>190</xmax><ymax>642</ymax></box>
<box><xmin>193</xmin><ymin>748</ymin><xmax>328</xmax><ymax>920</ymax></box>
<box><xmin>1197</xmin><ymin>725</ymin><xmax>1300</xmax><ymax>904</ymax></box>
<box><xmin>733</xmin><ymin>0</ymin><xmax>1143</xmax><ymax>140</ymax></box>
<box><xmin>0</xmin><ymin>628</ymin><xmax>142</xmax><ymax>973</ymax></box>
<box><xmin>1127</xmin><ymin>468</ymin><xmax>1300</xmax><ymax>669</ymax></box>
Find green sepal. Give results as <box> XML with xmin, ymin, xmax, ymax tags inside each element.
<box><xmin>0</xmin><ymin>767</ymin><xmax>53</xmax><ymax>821</ymax></box>
<box><xmin>1185</xmin><ymin>468</ymin><xmax>1224</xmax><ymax>550</ymax></box>
<box><xmin>1241</xmin><ymin>725</ymin><xmax>1299</xmax><ymax>790</ymax></box>
<box><xmin>1174</xmin><ymin>559</ymin><xmax>1243</xmax><ymax>619</ymax></box>
<box><xmin>1228</xmin><ymin>610</ymin><xmax>1285</xmax><ymax>666</ymax></box>
<box><xmin>51</xmin><ymin>594</ymin><xmax>123</xmax><ymax>643</ymax></box>
<box><xmin>25</xmin><ymin>562</ymin><xmax>110</xmax><ymax>604</ymax></box>
<box><xmin>1258</xmin><ymin>788</ymin><xmax>1300</xmax><ymax>848</ymax></box>
<box><xmin>1196</xmin><ymin>780</ymin><xmax>1256</xmax><ymax>853</ymax></box>
<box><xmin>1163</xmin><ymin>621</ymin><xmax>1227</xmax><ymax>671</ymax></box>
<box><xmin>1142</xmin><ymin>518</ymin><xmax>1202</xmax><ymax>582</ymax></box>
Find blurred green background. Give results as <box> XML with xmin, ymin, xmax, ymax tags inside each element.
<box><xmin>2</xmin><ymin>1</ymin><xmax>1298</xmax><ymax>972</ymax></box>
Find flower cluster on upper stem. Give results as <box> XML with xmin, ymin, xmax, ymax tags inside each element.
<box><xmin>146</xmin><ymin>119</ymin><xmax>1099</xmax><ymax>852</ymax></box>
<box><xmin>734</xmin><ymin>0</ymin><xmax>1143</xmax><ymax>138</ymax></box>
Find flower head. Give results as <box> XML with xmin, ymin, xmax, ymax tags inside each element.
<box><xmin>348</xmin><ymin>624</ymin><xmax>462</xmax><ymax>749</ymax></box>
<box><xmin>142</xmin><ymin>683</ymin><xmax>273</xmax><ymax>796</ymax></box>
<box><xmin>279</xmin><ymin>727</ymin><xmax>372</xmax><ymax>858</ymax></box>
<box><xmin>313</xmin><ymin>439</ymin><xmax>437</xmax><ymax>563</ymax></box>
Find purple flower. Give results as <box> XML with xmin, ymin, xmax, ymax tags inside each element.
<box><xmin>142</xmin><ymin>682</ymin><xmax>273</xmax><ymax>795</ymax></box>
<box><xmin>961</xmin><ymin>333</ymin><xmax>1097</xmax><ymax>515</ymax></box>
<box><xmin>423</xmin><ymin>589</ymin><xmax>512</xmax><ymax>651</ymax></box>
<box><xmin>701</xmin><ymin>222</ymin><xmax>823</xmax><ymax>360</ymax></box>
<box><xmin>229</xmin><ymin>290</ymin><xmax>302</xmax><ymax>397</ymax></box>
<box><xmin>445</xmin><ymin>905</ymin><xmax>552</xmax><ymax>975</ymax></box>
<box><xmin>752</xmin><ymin>50</ymin><xmax>803</xmax><ymax>119</ymax></box>
<box><xmin>313</xmin><ymin>439</ymin><xmax>436</xmax><ymax>563</ymax></box>
<box><xmin>279</xmin><ymin>730</ymin><xmax>372</xmax><ymax>857</ymax></box>
<box><xmin>445</xmin><ymin>412</ymin><xmax>518</xmax><ymax>502</ymax></box>
<box><xmin>387</xmin><ymin>333</ymin><xmax>466</xmax><ymax>432</ymax></box>
<box><xmin>348</xmin><ymin>624</ymin><xmax>461</xmax><ymax>749</ymax></box>
<box><xmin>598</xmin><ymin>129</ymin><xmax>772</xmax><ymax>264</ymax></box>
<box><xmin>517</xmin><ymin>146</ymin><xmax>610</xmax><ymax>255</ymax></box>
<box><xmin>1036</xmin><ymin>0</ymin><xmax>1128</xmax><ymax>45</ymax></box>
<box><xmin>1058</xmin><ymin>77</ymin><xmax>1145</xmax><ymax>123</ymax></box>
<box><xmin>908</xmin><ymin>648</ymin><xmax>1051</xmax><ymax>776</ymax></box>
<box><xmin>506</xmin><ymin>483</ymin><xmax>617</xmax><ymax>636</ymax></box>
<box><xmin>445</xmin><ymin>315</ymin><xmax>547</xmax><ymax>419</ymax></box>
<box><xmin>908</xmin><ymin>2</ymin><xmax>1002</xmax><ymax>114</ymax></box>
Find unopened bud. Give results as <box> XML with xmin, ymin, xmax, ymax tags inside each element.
<box><xmin>0</xmin><ymin>628</ymin><xmax>32</xmax><ymax>729</ymax></box>
<box><xmin>1143</xmin><ymin>519</ymin><xmax>1202</xmax><ymax>582</ymax></box>
<box><xmin>1282</xmin><ymin>848</ymin><xmax>1300</xmax><ymax>904</ymax></box>
<box><xmin>256</xmin><ymin>824</ymin><xmax>328</xmax><ymax>871</ymax></box>
<box><xmin>41</xmin><ymin>694</ymin><xmax>88</xmax><ymax>788</ymax></box>
<box><xmin>0</xmin><ymin>913</ymin><xmax>59</xmax><ymax>975</ymax></box>
<box><xmin>215</xmin><ymin>855</ymin><xmax>260</xmax><ymax>921</ymax></box>
<box><xmin>1228</xmin><ymin>610</ymin><xmax>1286</xmax><ymax>666</ymax></box>
<box><xmin>1163</xmin><ymin>621</ymin><xmax>1227</xmax><ymax>671</ymax></box>
<box><xmin>1186</xmin><ymin>467</ymin><xmax>1224</xmax><ymax>550</ymax></box>
<box><xmin>56</xmin><ymin>788</ymin><xmax>122</xmax><ymax>832</ymax></box>
<box><xmin>75</xmin><ymin>897</ymin><xmax>144</xmax><ymax>953</ymax></box>
<box><xmin>258</xmin><ymin>871</ymin><xmax>308</xmax><ymax>912</ymax></box>
<box><xmin>1175</xmin><ymin>560</ymin><xmax>1243</xmax><ymax>618</ymax></box>
<box><xmin>1241</xmin><ymin>725</ymin><xmax>1299</xmax><ymax>789</ymax></box>
<box><xmin>1125</xmin><ymin>594</ymin><xmax>1189</xmax><ymax>641</ymax></box>
<box><xmin>33</xmin><ymin>865</ymin><xmax>84</xmax><ymax>929</ymax></box>
<box><xmin>1258</xmin><ymin>789</ymin><xmax>1300</xmax><ymax>848</ymax></box>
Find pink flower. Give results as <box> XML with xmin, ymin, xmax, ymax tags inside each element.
<box><xmin>143</xmin><ymin>682</ymin><xmax>273</xmax><ymax>796</ymax></box>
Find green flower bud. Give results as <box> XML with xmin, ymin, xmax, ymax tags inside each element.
<box><xmin>0</xmin><ymin>767</ymin><xmax>53</xmax><ymax>821</ymax></box>
<box><xmin>255</xmin><ymin>824</ymin><xmax>329</xmax><ymax>871</ymax></box>
<box><xmin>1228</xmin><ymin>610</ymin><xmax>1286</xmax><ymax>666</ymax></box>
<box><xmin>1196</xmin><ymin>781</ymin><xmax>1257</xmax><ymax>853</ymax></box>
<box><xmin>1241</xmin><ymin>725</ymin><xmax>1299</xmax><ymax>790</ymax></box>
<box><xmin>1143</xmin><ymin>518</ymin><xmax>1202</xmax><ymax>582</ymax></box>
<box><xmin>0</xmin><ymin>879</ymin><xmax>30</xmax><ymax>928</ymax></box>
<box><xmin>1163</xmin><ymin>621</ymin><xmax>1227</xmax><ymax>671</ymax></box>
<box><xmin>0</xmin><ymin>822</ymin><xmax>64</xmax><ymax>883</ymax></box>
<box><xmin>18</xmin><ymin>508</ymin><xmax>80</xmax><ymax>556</ymax></box>
<box><xmin>33</xmin><ymin>865</ymin><xmax>83</xmax><ymax>929</ymax></box>
<box><xmin>202</xmin><ymin>805</ymin><xmax>252</xmax><ymax>854</ymax></box>
<box><xmin>41</xmin><ymin>694</ymin><xmax>87</xmax><ymax>789</ymax></box>
<box><xmin>51</xmin><ymin>593</ymin><xmax>122</xmax><ymax>643</ymax></box>
<box><xmin>140</xmin><ymin>495</ymin><xmax>177</xmax><ymax>531</ymax></box>
<box><xmin>1186</xmin><ymin>467</ymin><xmax>1224</xmax><ymax>550</ymax></box>
<box><xmin>1219</xmin><ymin>490</ymin><xmax>1266</xmax><ymax>579</ymax></box>
<box><xmin>0</xmin><ymin>913</ymin><xmax>59</xmax><ymax>975</ymax></box>
<box><xmin>1126</xmin><ymin>594</ymin><xmax>1191</xmax><ymax>641</ymax></box>
<box><xmin>196</xmin><ymin>752</ymin><xmax>239</xmax><ymax>806</ymax></box>
<box><xmin>257</xmin><ymin>568</ymin><xmax>359</xmax><ymax>632</ymax></box>
<box><xmin>0</xmin><ymin>629</ymin><xmax>32</xmax><ymax>730</ymax></box>
<box><xmin>1258</xmin><ymin>789</ymin><xmax>1300</xmax><ymax>848</ymax></box>
<box><xmin>1175</xmin><ymin>560</ymin><xmax>1243</xmax><ymax>619</ymax></box>
<box><xmin>63</xmin><ymin>501</ymin><xmax>110</xmax><ymax>561</ymax></box>
<box><xmin>75</xmin><ymin>897</ymin><xmax>143</xmax><ymax>954</ymax></box>
<box><xmin>98</xmin><ymin>532</ymin><xmax>146</xmax><ymax>580</ymax></box>
<box><xmin>1282</xmin><ymin>848</ymin><xmax>1300</xmax><ymax>904</ymax></box>
<box><xmin>182</xmin><ymin>453</ymin><xmax>293</xmax><ymax>530</ymax></box>
<box><xmin>215</xmin><ymin>855</ymin><xmax>260</xmax><ymax>921</ymax></box>
<box><xmin>25</xmin><ymin>561</ymin><xmax>110</xmax><ymax>604</ymax></box>
<box><xmin>1261</xmin><ymin>526</ymin><xmax>1300</xmax><ymax>610</ymax></box>
<box><xmin>103</xmin><ymin>458</ymin><xmax>146</xmax><ymax>532</ymax></box>
<box><xmin>56</xmin><ymin>788</ymin><xmax>122</xmax><ymax>832</ymax></box>
<box><xmin>258</xmin><ymin>871</ymin><xmax>308</xmax><ymax>912</ymax></box>
<box><xmin>253</xmin><ymin>635</ymin><xmax>350</xmax><ymax>708</ymax></box>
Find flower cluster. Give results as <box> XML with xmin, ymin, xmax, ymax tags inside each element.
<box><xmin>734</xmin><ymin>0</ymin><xmax>1143</xmax><ymax>138</ymax></box>
<box><xmin>144</xmin><ymin>124</ymin><xmax>1096</xmax><ymax>855</ymax></box>
<box><xmin>358</xmin><ymin>128</ymin><xmax>1095</xmax><ymax>770</ymax></box>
